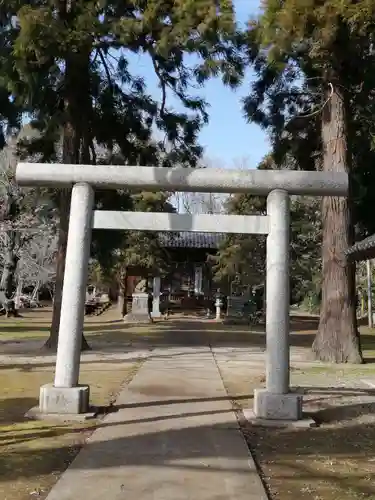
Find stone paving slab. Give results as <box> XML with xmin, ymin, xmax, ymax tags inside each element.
<box><xmin>46</xmin><ymin>346</ymin><xmax>267</xmax><ymax>500</ymax></box>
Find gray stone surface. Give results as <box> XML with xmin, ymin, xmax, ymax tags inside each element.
<box><xmin>243</xmin><ymin>409</ymin><xmax>316</xmax><ymax>428</ymax></box>
<box><xmin>16</xmin><ymin>162</ymin><xmax>348</xmax><ymax>196</ymax></box>
<box><xmin>93</xmin><ymin>211</ymin><xmax>269</xmax><ymax>234</ymax></box>
<box><xmin>25</xmin><ymin>406</ymin><xmax>95</xmax><ymax>422</ymax></box>
<box><xmin>253</xmin><ymin>388</ymin><xmax>303</xmax><ymax>421</ymax></box>
<box><xmin>45</xmin><ymin>347</ymin><xmax>267</xmax><ymax>500</ymax></box>
<box><xmin>151</xmin><ymin>277</ymin><xmax>161</xmax><ymax>318</ymax></box>
<box><xmin>39</xmin><ymin>384</ymin><xmax>90</xmax><ymax>414</ymax></box>
<box><xmin>124</xmin><ymin>293</ymin><xmax>151</xmax><ymax>323</ymax></box>
<box><xmin>54</xmin><ymin>182</ymin><xmax>94</xmax><ymax>388</ymax></box>
<box><xmin>266</xmin><ymin>189</ymin><xmax>290</xmax><ymax>394</ymax></box>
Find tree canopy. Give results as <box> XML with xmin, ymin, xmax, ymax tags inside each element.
<box><xmin>0</xmin><ymin>0</ymin><xmax>243</xmax><ymax>348</ymax></box>
<box><xmin>1</xmin><ymin>2</ymin><xmax>375</xmax><ymax>362</ymax></box>
<box><xmin>236</xmin><ymin>0</ymin><xmax>375</xmax><ymax>362</ymax></box>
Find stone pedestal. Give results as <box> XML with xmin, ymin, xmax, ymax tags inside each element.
<box><xmin>39</xmin><ymin>383</ymin><xmax>90</xmax><ymax>414</ymax></box>
<box><xmin>253</xmin><ymin>389</ymin><xmax>302</xmax><ymax>421</ymax></box>
<box><xmin>124</xmin><ymin>293</ymin><xmax>152</xmax><ymax>323</ymax></box>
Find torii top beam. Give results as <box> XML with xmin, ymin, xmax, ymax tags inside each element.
<box><xmin>16</xmin><ymin>163</ymin><xmax>348</xmax><ymax>196</ymax></box>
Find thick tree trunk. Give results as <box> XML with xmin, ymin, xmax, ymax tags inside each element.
<box><xmin>44</xmin><ymin>46</ymin><xmax>92</xmax><ymax>351</ymax></box>
<box><xmin>45</xmin><ymin>190</ymin><xmax>90</xmax><ymax>350</ymax></box>
<box><xmin>1</xmin><ymin>231</ymin><xmax>20</xmax><ymax>318</ymax></box>
<box><xmin>312</xmin><ymin>84</ymin><xmax>362</xmax><ymax>363</ymax></box>
<box><xmin>117</xmin><ymin>269</ymin><xmax>128</xmax><ymax>317</ymax></box>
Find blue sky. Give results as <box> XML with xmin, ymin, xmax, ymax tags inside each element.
<box><xmin>128</xmin><ymin>0</ymin><xmax>269</xmax><ymax>170</ymax></box>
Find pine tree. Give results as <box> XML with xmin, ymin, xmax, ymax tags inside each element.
<box><xmin>212</xmin><ymin>159</ymin><xmax>322</xmax><ymax>306</ymax></box>
<box><xmin>7</xmin><ymin>0</ymin><xmax>241</xmax><ymax>349</ymax></box>
<box><xmin>240</xmin><ymin>1</ymin><xmax>375</xmax><ymax>362</ymax></box>
<box><xmin>0</xmin><ymin>10</ymin><xmax>20</xmax><ymax>146</ymax></box>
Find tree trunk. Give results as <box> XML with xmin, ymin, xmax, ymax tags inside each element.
<box><xmin>312</xmin><ymin>84</ymin><xmax>362</xmax><ymax>363</ymax></box>
<box><xmin>44</xmin><ymin>44</ymin><xmax>92</xmax><ymax>351</ymax></box>
<box><xmin>1</xmin><ymin>231</ymin><xmax>20</xmax><ymax>318</ymax></box>
<box><xmin>45</xmin><ymin>190</ymin><xmax>92</xmax><ymax>350</ymax></box>
<box><xmin>117</xmin><ymin>269</ymin><xmax>128</xmax><ymax>317</ymax></box>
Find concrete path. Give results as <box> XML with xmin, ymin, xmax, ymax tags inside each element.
<box><xmin>46</xmin><ymin>346</ymin><xmax>267</xmax><ymax>500</ymax></box>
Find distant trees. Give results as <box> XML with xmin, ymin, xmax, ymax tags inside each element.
<box><xmin>239</xmin><ymin>1</ymin><xmax>375</xmax><ymax>362</ymax></box>
<box><xmin>92</xmin><ymin>189</ymin><xmax>175</xmax><ymax>317</ymax></box>
<box><xmin>1</xmin><ymin>0</ymin><xmax>241</xmax><ymax>348</ymax></box>
<box><xmin>2</xmin><ymin>1</ymin><xmax>375</xmax><ymax>366</ymax></box>
<box><xmin>0</xmin><ymin>129</ymin><xmax>56</xmax><ymax>316</ymax></box>
<box><xmin>212</xmin><ymin>172</ymin><xmax>322</xmax><ymax>305</ymax></box>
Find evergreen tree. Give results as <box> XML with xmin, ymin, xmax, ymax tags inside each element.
<box><xmin>212</xmin><ymin>193</ymin><xmax>266</xmax><ymax>290</ymax></box>
<box><xmin>0</xmin><ymin>10</ymin><xmax>21</xmax><ymax>146</ymax></box>
<box><xmin>6</xmin><ymin>0</ymin><xmax>241</xmax><ymax>349</ymax></box>
<box><xmin>92</xmin><ymin>187</ymin><xmax>175</xmax><ymax>317</ymax></box>
<box><xmin>240</xmin><ymin>1</ymin><xmax>375</xmax><ymax>362</ymax></box>
<box><xmin>213</xmin><ymin>164</ymin><xmax>322</xmax><ymax>307</ymax></box>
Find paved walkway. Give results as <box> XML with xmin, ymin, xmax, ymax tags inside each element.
<box><xmin>46</xmin><ymin>346</ymin><xmax>267</xmax><ymax>500</ymax></box>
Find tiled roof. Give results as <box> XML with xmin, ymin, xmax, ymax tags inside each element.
<box><xmin>345</xmin><ymin>234</ymin><xmax>375</xmax><ymax>261</ymax></box>
<box><xmin>159</xmin><ymin>232</ymin><xmax>225</xmax><ymax>249</ymax></box>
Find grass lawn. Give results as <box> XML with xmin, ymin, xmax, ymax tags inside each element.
<box><xmin>0</xmin><ymin>363</ymin><xmax>141</xmax><ymax>500</ymax></box>
<box><xmin>214</xmin><ymin>320</ymin><xmax>375</xmax><ymax>500</ymax></box>
<box><xmin>2</xmin><ymin>307</ymin><xmax>375</xmax><ymax>500</ymax></box>
<box><xmin>0</xmin><ymin>308</ymin><xmax>143</xmax><ymax>500</ymax></box>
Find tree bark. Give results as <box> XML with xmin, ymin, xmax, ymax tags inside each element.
<box><xmin>312</xmin><ymin>84</ymin><xmax>362</xmax><ymax>363</ymax></box>
<box><xmin>117</xmin><ymin>269</ymin><xmax>128</xmax><ymax>317</ymax></box>
<box><xmin>1</xmin><ymin>230</ymin><xmax>20</xmax><ymax>318</ymax></box>
<box><xmin>44</xmin><ymin>42</ymin><xmax>92</xmax><ymax>351</ymax></box>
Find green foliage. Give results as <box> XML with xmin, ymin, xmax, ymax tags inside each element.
<box><xmin>243</xmin><ymin>1</ymin><xmax>375</xmax><ymax>234</ymax></box>
<box><xmin>212</xmin><ymin>179</ymin><xmax>322</xmax><ymax>304</ymax></box>
<box><xmin>244</xmin><ymin>1</ymin><xmax>371</xmax><ymax>362</ymax></box>
<box><xmin>290</xmin><ymin>196</ymin><xmax>321</xmax><ymax>304</ymax></box>
<box><xmin>211</xmin><ymin>192</ymin><xmax>266</xmax><ymax>288</ymax></box>
<box><xmin>0</xmin><ymin>12</ymin><xmax>21</xmax><ymax>147</ymax></box>
<box><xmin>5</xmin><ymin>0</ymin><xmax>242</xmax><ymax>168</ymax></box>
<box><xmin>92</xmin><ymin>186</ymin><xmax>176</xmax><ymax>287</ymax></box>
<box><xmin>0</xmin><ymin>0</ymin><xmax>243</xmax><ymax>341</ymax></box>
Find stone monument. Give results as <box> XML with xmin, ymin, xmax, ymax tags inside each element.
<box><xmin>224</xmin><ymin>278</ymin><xmax>248</xmax><ymax>324</ymax></box>
<box><xmin>123</xmin><ymin>278</ymin><xmax>152</xmax><ymax>323</ymax></box>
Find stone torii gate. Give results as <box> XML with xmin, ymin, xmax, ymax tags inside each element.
<box><xmin>16</xmin><ymin>163</ymin><xmax>348</xmax><ymax>421</ymax></box>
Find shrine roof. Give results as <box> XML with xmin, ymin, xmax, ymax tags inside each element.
<box><xmin>345</xmin><ymin>234</ymin><xmax>375</xmax><ymax>262</ymax></box>
<box><xmin>159</xmin><ymin>232</ymin><xmax>225</xmax><ymax>249</ymax></box>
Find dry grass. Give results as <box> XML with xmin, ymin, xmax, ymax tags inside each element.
<box><xmin>0</xmin><ymin>363</ymin><xmax>141</xmax><ymax>500</ymax></box>
<box><xmin>2</xmin><ymin>307</ymin><xmax>375</xmax><ymax>499</ymax></box>
<box><xmin>0</xmin><ymin>308</ymin><xmax>143</xmax><ymax>500</ymax></box>
<box><xmin>216</xmin><ymin>350</ymin><xmax>375</xmax><ymax>499</ymax></box>
<box><xmin>243</xmin><ymin>420</ymin><xmax>375</xmax><ymax>500</ymax></box>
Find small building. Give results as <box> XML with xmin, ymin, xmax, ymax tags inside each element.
<box><xmin>159</xmin><ymin>232</ymin><xmax>225</xmax><ymax>296</ymax></box>
<box><xmin>125</xmin><ymin>232</ymin><xmax>226</xmax><ymax>312</ymax></box>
